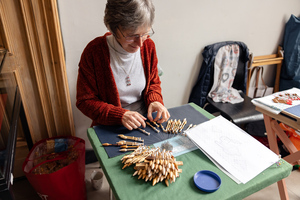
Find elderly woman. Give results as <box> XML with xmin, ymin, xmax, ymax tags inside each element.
<box><xmin>76</xmin><ymin>0</ymin><xmax>170</xmax><ymax>130</ymax></box>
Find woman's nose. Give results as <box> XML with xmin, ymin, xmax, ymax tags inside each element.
<box><xmin>135</xmin><ymin>37</ymin><xmax>143</xmax><ymax>47</ymax></box>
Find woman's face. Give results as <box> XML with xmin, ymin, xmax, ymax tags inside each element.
<box><xmin>115</xmin><ymin>26</ymin><xmax>151</xmax><ymax>53</ymax></box>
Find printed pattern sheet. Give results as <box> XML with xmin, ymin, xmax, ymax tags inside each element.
<box><xmin>186</xmin><ymin>116</ymin><xmax>279</xmax><ymax>184</ymax></box>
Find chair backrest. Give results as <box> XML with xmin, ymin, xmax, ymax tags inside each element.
<box><xmin>232</xmin><ymin>58</ymin><xmax>246</xmax><ymax>91</ymax></box>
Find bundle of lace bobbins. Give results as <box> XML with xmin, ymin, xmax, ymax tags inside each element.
<box><xmin>102</xmin><ymin>134</ymin><xmax>144</xmax><ymax>152</ymax></box>
<box><xmin>143</xmin><ymin>118</ymin><xmax>197</xmax><ymax>135</ymax></box>
<box><xmin>121</xmin><ymin>146</ymin><xmax>183</xmax><ymax>187</ymax></box>
<box><xmin>118</xmin><ymin>134</ymin><xmax>144</xmax><ymax>152</ymax></box>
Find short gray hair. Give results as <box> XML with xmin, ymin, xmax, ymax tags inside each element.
<box><xmin>104</xmin><ymin>0</ymin><xmax>155</xmax><ymax>35</ymax></box>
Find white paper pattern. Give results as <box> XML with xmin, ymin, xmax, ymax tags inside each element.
<box><xmin>186</xmin><ymin>116</ymin><xmax>279</xmax><ymax>184</ymax></box>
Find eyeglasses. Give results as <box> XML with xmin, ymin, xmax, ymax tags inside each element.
<box><xmin>118</xmin><ymin>28</ymin><xmax>155</xmax><ymax>42</ymax></box>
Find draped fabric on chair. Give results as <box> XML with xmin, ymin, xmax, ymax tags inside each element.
<box><xmin>208</xmin><ymin>44</ymin><xmax>244</xmax><ymax>104</ymax></box>
<box><xmin>189</xmin><ymin>41</ymin><xmax>263</xmax><ymax>129</ymax></box>
<box><xmin>189</xmin><ymin>41</ymin><xmax>249</xmax><ymax>108</ymax></box>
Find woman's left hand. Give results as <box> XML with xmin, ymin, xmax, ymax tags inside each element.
<box><xmin>147</xmin><ymin>101</ymin><xmax>170</xmax><ymax>123</ymax></box>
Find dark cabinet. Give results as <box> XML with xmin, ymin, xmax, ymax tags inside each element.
<box><xmin>0</xmin><ymin>48</ymin><xmax>32</xmax><ymax>199</ymax></box>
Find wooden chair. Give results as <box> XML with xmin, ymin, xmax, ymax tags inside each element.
<box><xmin>247</xmin><ymin>46</ymin><xmax>284</xmax><ymax>95</ymax></box>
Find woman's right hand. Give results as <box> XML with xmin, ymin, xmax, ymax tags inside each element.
<box><xmin>122</xmin><ymin>111</ymin><xmax>146</xmax><ymax>130</ymax></box>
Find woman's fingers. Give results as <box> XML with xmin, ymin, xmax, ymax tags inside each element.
<box><xmin>122</xmin><ymin>111</ymin><xmax>146</xmax><ymax>130</ymax></box>
<box><xmin>148</xmin><ymin>102</ymin><xmax>170</xmax><ymax>123</ymax></box>
<box><xmin>157</xmin><ymin>110</ymin><xmax>170</xmax><ymax>124</ymax></box>
<box><xmin>122</xmin><ymin>102</ymin><xmax>171</xmax><ymax>131</ymax></box>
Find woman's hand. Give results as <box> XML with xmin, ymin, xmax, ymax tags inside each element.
<box><xmin>122</xmin><ymin>111</ymin><xmax>147</xmax><ymax>130</ymax></box>
<box><xmin>147</xmin><ymin>101</ymin><xmax>170</xmax><ymax>123</ymax></box>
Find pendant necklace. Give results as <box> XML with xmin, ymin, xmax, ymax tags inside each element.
<box><xmin>113</xmin><ymin>38</ymin><xmax>136</xmax><ymax>86</ymax></box>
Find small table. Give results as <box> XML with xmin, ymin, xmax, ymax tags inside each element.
<box><xmin>88</xmin><ymin>103</ymin><xmax>292</xmax><ymax>200</ymax></box>
<box><xmin>256</xmin><ymin>105</ymin><xmax>300</xmax><ymax>200</ymax></box>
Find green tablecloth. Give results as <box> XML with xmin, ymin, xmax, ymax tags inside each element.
<box><xmin>87</xmin><ymin>103</ymin><xmax>292</xmax><ymax>200</ymax></box>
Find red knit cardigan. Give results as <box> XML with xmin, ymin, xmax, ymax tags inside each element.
<box><xmin>76</xmin><ymin>33</ymin><xmax>164</xmax><ymax>127</ymax></box>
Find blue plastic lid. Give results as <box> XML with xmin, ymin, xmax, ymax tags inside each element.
<box><xmin>193</xmin><ymin>170</ymin><xmax>221</xmax><ymax>192</ymax></box>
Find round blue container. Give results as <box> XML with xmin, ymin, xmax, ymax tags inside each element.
<box><xmin>193</xmin><ymin>170</ymin><xmax>221</xmax><ymax>192</ymax></box>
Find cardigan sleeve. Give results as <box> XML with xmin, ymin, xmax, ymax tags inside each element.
<box><xmin>142</xmin><ymin>39</ymin><xmax>164</xmax><ymax>107</ymax></box>
<box><xmin>76</xmin><ymin>37</ymin><xmax>127</xmax><ymax>126</ymax></box>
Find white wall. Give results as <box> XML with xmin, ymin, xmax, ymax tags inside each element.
<box><xmin>57</xmin><ymin>0</ymin><xmax>300</xmax><ymax>149</ymax></box>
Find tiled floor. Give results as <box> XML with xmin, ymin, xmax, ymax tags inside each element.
<box><xmin>244</xmin><ymin>169</ymin><xmax>300</xmax><ymax>200</ymax></box>
<box><xmin>11</xmin><ymin>161</ymin><xmax>300</xmax><ymax>200</ymax></box>
<box><xmin>85</xmin><ymin>162</ymin><xmax>112</xmax><ymax>200</ymax></box>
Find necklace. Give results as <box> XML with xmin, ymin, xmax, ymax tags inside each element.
<box><xmin>113</xmin><ymin>38</ymin><xmax>136</xmax><ymax>86</ymax></box>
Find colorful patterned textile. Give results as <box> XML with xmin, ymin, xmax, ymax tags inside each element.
<box><xmin>208</xmin><ymin>44</ymin><xmax>244</xmax><ymax>104</ymax></box>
